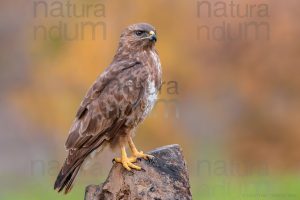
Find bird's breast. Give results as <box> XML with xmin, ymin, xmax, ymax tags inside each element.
<box><xmin>143</xmin><ymin>79</ymin><xmax>158</xmax><ymax>117</ymax></box>
<box><xmin>125</xmin><ymin>49</ymin><xmax>161</xmax><ymax>126</ymax></box>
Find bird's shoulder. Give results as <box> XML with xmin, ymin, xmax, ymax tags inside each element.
<box><xmin>75</xmin><ymin>60</ymin><xmax>148</xmax><ymax>119</ymax></box>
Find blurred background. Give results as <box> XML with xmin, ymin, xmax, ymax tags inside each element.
<box><xmin>1</xmin><ymin>0</ymin><xmax>300</xmax><ymax>199</ymax></box>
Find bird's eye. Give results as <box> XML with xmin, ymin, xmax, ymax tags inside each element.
<box><xmin>135</xmin><ymin>31</ymin><xmax>143</xmax><ymax>36</ymax></box>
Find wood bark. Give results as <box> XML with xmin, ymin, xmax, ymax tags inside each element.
<box><xmin>84</xmin><ymin>144</ymin><xmax>192</xmax><ymax>200</ymax></box>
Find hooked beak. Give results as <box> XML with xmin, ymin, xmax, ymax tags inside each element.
<box><xmin>149</xmin><ymin>30</ymin><xmax>157</xmax><ymax>42</ymax></box>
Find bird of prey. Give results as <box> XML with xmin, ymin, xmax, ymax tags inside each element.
<box><xmin>54</xmin><ymin>23</ymin><xmax>162</xmax><ymax>194</ymax></box>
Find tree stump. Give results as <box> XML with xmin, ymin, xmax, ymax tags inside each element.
<box><xmin>84</xmin><ymin>144</ymin><xmax>192</xmax><ymax>200</ymax></box>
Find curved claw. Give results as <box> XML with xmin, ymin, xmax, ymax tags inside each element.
<box><xmin>113</xmin><ymin>156</ymin><xmax>137</xmax><ymax>163</ymax></box>
<box><xmin>114</xmin><ymin>156</ymin><xmax>141</xmax><ymax>171</ymax></box>
<box><xmin>133</xmin><ymin>151</ymin><xmax>154</xmax><ymax>160</ymax></box>
<box><xmin>128</xmin><ymin>137</ymin><xmax>154</xmax><ymax>161</ymax></box>
<box><xmin>114</xmin><ymin>147</ymin><xmax>141</xmax><ymax>171</ymax></box>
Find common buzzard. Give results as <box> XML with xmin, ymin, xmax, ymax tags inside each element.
<box><xmin>54</xmin><ymin>23</ymin><xmax>162</xmax><ymax>194</ymax></box>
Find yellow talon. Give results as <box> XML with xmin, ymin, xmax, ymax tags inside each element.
<box><xmin>133</xmin><ymin>151</ymin><xmax>154</xmax><ymax>160</ymax></box>
<box><xmin>114</xmin><ymin>146</ymin><xmax>141</xmax><ymax>171</ymax></box>
<box><xmin>114</xmin><ymin>157</ymin><xmax>137</xmax><ymax>163</ymax></box>
<box><xmin>114</xmin><ymin>137</ymin><xmax>154</xmax><ymax>171</ymax></box>
<box><xmin>128</xmin><ymin>137</ymin><xmax>154</xmax><ymax>160</ymax></box>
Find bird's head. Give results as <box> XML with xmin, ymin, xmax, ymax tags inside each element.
<box><xmin>119</xmin><ymin>23</ymin><xmax>157</xmax><ymax>50</ymax></box>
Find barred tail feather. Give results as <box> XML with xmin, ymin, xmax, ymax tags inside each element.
<box><xmin>54</xmin><ymin>160</ymin><xmax>82</xmax><ymax>194</ymax></box>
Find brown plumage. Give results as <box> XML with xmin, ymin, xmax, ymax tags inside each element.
<box><xmin>54</xmin><ymin>23</ymin><xmax>162</xmax><ymax>194</ymax></box>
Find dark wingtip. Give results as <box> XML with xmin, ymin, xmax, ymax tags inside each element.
<box><xmin>54</xmin><ymin>170</ymin><xmax>64</xmax><ymax>192</ymax></box>
<box><xmin>53</xmin><ymin>165</ymin><xmax>81</xmax><ymax>194</ymax></box>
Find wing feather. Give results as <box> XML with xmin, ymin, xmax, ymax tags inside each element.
<box><xmin>65</xmin><ymin>60</ymin><xmax>144</xmax><ymax>150</ymax></box>
<box><xmin>55</xmin><ymin>60</ymin><xmax>148</xmax><ymax>193</ymax></box>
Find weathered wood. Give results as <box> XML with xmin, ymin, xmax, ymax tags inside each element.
<box><xmin>84</xmin><ymin>144</ymin><xmax>192</xmax><ymax>200</ymax></box>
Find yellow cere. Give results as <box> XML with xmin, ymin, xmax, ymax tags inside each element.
<box><xmin>149</xmin><ymin>30</ymin><xmax>155</xmax><ymax>35</ymax></box>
